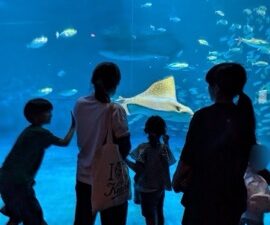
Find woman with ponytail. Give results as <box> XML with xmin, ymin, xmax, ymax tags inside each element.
<box><xmin>73</xmin><ymin>62</ymin><xmax>131</xmax><ymax>225</ymax></box>
<box><xmin>173</xmin><ymin>63</ymin><xmax>256</xmax><ymax>225</ymax></box>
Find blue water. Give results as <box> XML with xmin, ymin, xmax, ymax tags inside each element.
<box><xmin>0</xmin><ymin>0</ymin><xmax>270</xmax><ymax>224</ymax></box>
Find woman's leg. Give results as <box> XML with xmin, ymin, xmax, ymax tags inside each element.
<box><xmin>74</xmin><ymin>180</ymin><xmax>96</xmax><ymax>225</ymax></box>
<box><xmin>100</xmin><ymin>201</ymin><xmax>128</xmax><ymax>225</ymax></box>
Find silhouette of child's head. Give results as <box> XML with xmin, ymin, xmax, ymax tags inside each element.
<box><xmin>24</xmin><ymin>98</ymin><xmax>53</xmax><ymax>125</ymax></box>
<box><xmin>144</xmin><ymin>116</ymin><xmax>166</xmax><ymax>137</ymax></box>
<box><xmin>206</xmin><ymin>62</ymin><xmax>247</xmax><ymax>99</ymax></box>
<box><xmin>91</xmin><ymin>62</ymin><xmax>121</xmax><ymax>102</ymax></box>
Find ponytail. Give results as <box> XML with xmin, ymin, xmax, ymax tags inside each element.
<box><xmin>94</xmin><ymin>81</ymin><xmax>110</xmax><ymax>103</ymax></box>
<box><xmin>237</xmin><ymin>91</ymin><xmax>256</xmax><ymax>142</ymax></box>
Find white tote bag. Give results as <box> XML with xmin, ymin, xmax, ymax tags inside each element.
<box><xmin>91</xmin><ymin>105</ymin><xmax>130</xmax><ymax>212</ymax></box>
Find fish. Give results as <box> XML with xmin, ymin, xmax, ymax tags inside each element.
<box><xmin>257</xmin><ymin>90</ymin><xmax>268</xmax><ymax>104</ymax></box>
<box><xmin>207</xmin><ymin>55</ymin><xmax>217</xmax><ymax>61</ymax></box>
<box><xmin>115</xmin><ymin>76</ymin><xmax>194</xmax><ymax>123</ymax></box>
<box><xmin>253</xmin><ymin>81</ymin><xmax>263</xmax><ymax>86</ymax></box>
<box><xmin>141</xmin><ymin>2</ymin><xmax>152</xmax><ymax>8</ymax></box>
<box><xmin>254</xmin><ymin>5</ymin><xmax>267</xmax><ymax>17</ymax></box>
<box><xmin>149</xmin><ymin>25</ymin><xmax>167</xmax><ymax>33</ymax></box>
<box><xmin>99</xmin><ymin>50</ymin><xmax>168</xmax><ymax>61</ymax></box>
<box><xmin>228</xmin><ymin>47</ymin><xmax>242</xmax><ymax>53</ymax></box>
<box><xmin>243</xmin><ymin>8</ymin><xmax>252</xmax><ymax>15</ymax></box>
<box><xmin>156</xmin><ymin>27</ymin><xmax>167</xmax><ymax>32</ymax></box>
<box><xmin>198</xmin><ymin>39</ymin><xmax>209</xmax><ymax>46</ymax></box>
<box><xmin>165</xmin><ymin>62</ymin><xmax>189</xmax><ymax>70</ymax></box>
<box><xmin>59</xmin><ymin>89</ymin><xmax>78</xmax><ymax>97</ymax></box>
<box><xmin>99</xmin><ymin>28</ymin><xmax>181</xmax><ymax>61</ymax></box>
<box><xmin>216</xmin><ymin>19</ymin><xmax>228</xmax><ymax>26</ymax></box>
<box><xmin>237</xmin><ymin>37</ymin><xmax>270</xmax><ymax>50</ymax></box>
<box><xmin>35</xmin><ymin>87</ymin><xmax>53</xmax><ymax>96</ymax></box>
<box><xmin>56</xmin><ymin>28</ymin><xmax>77</xmax><ymax>39</ymax></box>
<box><xmin>251</xmin><ymin>61</ymin><xmax>269</xmax><ymax>67</ymax></box>
<box><xmin>215</xmin><ymin>10</ymin><xmax>225</xmax><ymax>17</ymax></box>
<box><xmin>150</xmin><ymin>24</ymin><xmax>155</xmax><ymax>31</ymax></box>
<box><xmin>169</xmin><ymin>16</ymin><xmax>181</xmax><ymax>23</ymax></box>
<box><xmin>229</xmin><ymin>23</ymin><xmax>242</xmax><ymax>31</ymax></box>
<box><xmin>209</xmin><ymin>51</ymin><xmax>219</xmax><ymax>56</ymax></box>
<box><xmin>57</xmin><ymin>70</ymin><xmax>66</xmax><ymax>77</ymax></box>
<box><xmin>27</xmin><ymin>36</ymin><xmax>48</xmax><ymax>48</ymax></box>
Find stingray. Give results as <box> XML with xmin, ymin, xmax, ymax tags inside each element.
<box><xmin>116</xmin><ymin>76</ymin><xmax>194</xmax><ymax>123</ymax></box>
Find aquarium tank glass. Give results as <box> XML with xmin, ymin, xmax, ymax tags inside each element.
<box><xmin>0</xmin><ymin>0</ymin><xmax>269</xmax><ymax>224</ymax></box>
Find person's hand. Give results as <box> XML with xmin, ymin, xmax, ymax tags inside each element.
<box><xmin>162</xmin><ymin>134</ymin><xmax>169</xmax><ymax>144</ymax></box>
<box><xmin>71</xmin><ymin>111</ymin><xmax>75</xmax><ymax>128</ymax></box>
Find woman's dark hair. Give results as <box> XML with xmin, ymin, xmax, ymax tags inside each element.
<box><xmin>206</xmin><ymin>62</ymin><xmax>247</xmax><ymax>98</ymax></box>
<box><xmin>206</xmin><ymin>62</ymin><xmax>256</xmax><ymax>140</ymax></box>
<box><xmin>91</xmin><ymin>62</ymin><xmax>121</xmax><ymax>103</ymax></box>
<box><xmin>24</xmin><ymin>98</ymin><xmax>53</xmax><ymax>123</ymax></box>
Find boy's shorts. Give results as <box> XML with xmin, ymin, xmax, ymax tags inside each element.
<box><xmin>0</xmin><ymin>181</ymin><xmax>45</xmax><ymax>225</ymax></box>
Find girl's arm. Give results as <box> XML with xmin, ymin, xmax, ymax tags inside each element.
<box><xmin>162</xmin><ymin>134</ymin><xmax>169</xmax><ymax>146</ymax></box>
<box><xmin>125</xmin><ymin>158</ymin><xmax>144</xmax><ymax>173</ymax></box>
<box><xmin>162</xmin><ymin>135</ymin><xmax>176</xmax><ymax>166</ymax></box>
<box><xmin>114</xmin><ymin>134</ymin><xmax>131</xmax><ymax>159</ymax></box>
<box><xmin>125</xmin><ymin>158</ymin><xmax>137</xmax><ymax>171</ymax></box>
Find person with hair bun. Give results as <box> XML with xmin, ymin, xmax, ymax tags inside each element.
<box><xmin>125</xmin><ymin>115</ymin><xmax>176</xmax><ymax>225</ymax></box>
<box><xmin>172</xmin><ymin>63</ymin><xmax>256</xmax><ymax>225</ymax></box>
<box><xmin>73</xmin><ymin>62</ymin><xmax>131</xmax><ymax>225</ymax></box>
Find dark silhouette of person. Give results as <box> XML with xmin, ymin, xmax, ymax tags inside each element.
<box><xmin>73</xmin><ymin>62</ymin><xmax>131</xmax><ymax>225</ymax></box>
<box><xmin>125</xmin><ymin>115</ymin><xmax>176</xmax><ymax>225</ymax></box>
<box><xmin>0</xmin><ymin>98</ymin><xmax>75</xmax><ymax>225</ymax></box>
<box><xmin>172</xmin><ymin>63</ymin><xmax>257</xmax><ymax>225</ymax></box>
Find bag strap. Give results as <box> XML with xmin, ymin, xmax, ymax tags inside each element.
<box><xmin>105</xmin><ymin>104</ymin><xmax>114</xmax><ymax>144</ymax></box>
